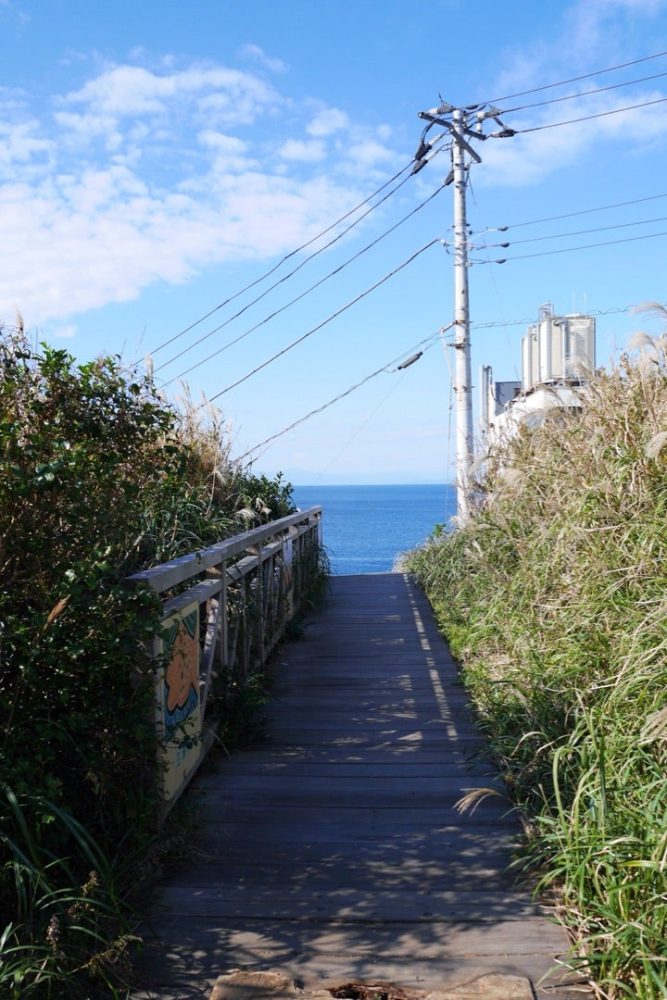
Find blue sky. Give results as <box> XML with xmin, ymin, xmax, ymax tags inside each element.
<box><xmin>2</xmin><ymin>0</ymin><xmax>667</xmax><ymax>484</ymax></box>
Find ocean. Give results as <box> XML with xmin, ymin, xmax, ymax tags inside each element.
<box><xmin>292</xmin><ymin>483</ymin><xmax>456</xmax><ymax>576</ymax></box>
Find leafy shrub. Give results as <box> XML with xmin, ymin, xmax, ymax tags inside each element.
<box><xmin>0</xmin><ymin>330</ymin><xmax>298</xmax><ymax>995</ymax></box>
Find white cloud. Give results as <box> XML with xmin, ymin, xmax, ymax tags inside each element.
<box><xmin>64</xmin><ymin>65</ymin><xmax>252</xmax><ymax>116</ymax></box>
<box><xmin>0</xmin><ymin>119</ymin><xmax>52</xmax><ymax>172</ymax></box>
<box><xmin>238</xmin><ymin>43</ymin><xmax>287</xmax><ymax>74</ymax></box>
<box><xmin>346</xmin><ymin>139</ymin><xmax>394</xmax><ymax>167</ymax></box>
<box><xmin>0</xmin><ymin>58</ymin><xmax>375</xmax><ymax>327</ymax></box>
<box><xmin>58</xmin><ymin>62</ymin><xmax>284</xmax><ymax>136</ymax></box>
<box><xmin>278</xmin><ymin>138</ymin><xmax>326</xmax><ymax>162</ymax></box>
<box><xmin>198</xmin><ymin>129</ymin><xmax>253</xmax><ymax>171</ymax></box>
<box><xmin>307</xmin><ymin>108</ymin><xmax>350</xmax><ymax>137</ymax></box>
<box><xmin>566</xmin><ymin>0</ymin><xmax>666</xmax><ymax>52</ymax></box>
<box><xmin>479</xmin><ymin>0</ymin><xmax>667</xmax><ymax>188</ymax></box>
<box><xmin>480</xmin><ymin>86</ymin><xmax>667</xmax><ymax>187</ymax></box>
<box><xmin>48</xmin><ymin>323</ymin><xmax>77</xmax><ymax>339</ymax></box>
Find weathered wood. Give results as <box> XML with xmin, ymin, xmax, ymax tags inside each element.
<box><xmin>156</xmin><ymin>886</ymin><xmax>548</xmax><ymax>922</ymax></box>
<box><xmin>162</xmin><ymin>576</ymin><xmax>222</xmax><ymax>617</ymax></box>
<box><xmin>133</xmin><ymin>573</ymin><xmax>584</xmax><ymax>1000</ymax></box>
<box><xmin>128</xmin><ymin>508</ymin><xmax>322</xmax><ymax>593</ymax></box>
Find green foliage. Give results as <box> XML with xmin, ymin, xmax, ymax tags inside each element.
<box><xmin>0</xmin><ymin>331</ymin><xmax>297</xmax><ymax>996</ymax></box>
<box><xmin>0</xmin><ymin>786</ymin><xmax>135</xmax><ymax>999</ymax></box>
<box><xmin>405</xmin><ymin>342</ymin><xmax>667</xmax><ymax>998</ymax></box>
<box><xmin>227</xmin><ymin>470</ymin><xmax>296</xmax><ymax>523</ymax></box>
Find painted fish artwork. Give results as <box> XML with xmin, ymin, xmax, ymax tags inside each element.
<box><xmin>163</xmin><ymin>609</ymin><xmax>199</xmax><ymax>739</ymax></box>
<box><xmin>157</xmin><ymin>602</ymin><xmax>202</xmax><ymax>802</ymax></box>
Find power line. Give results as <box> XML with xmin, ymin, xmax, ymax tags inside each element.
<box><xmin>151</xmin><ymin>167</ymin><xmax>418</xmax><ymax>367</ymax></box>
<box><xmin>474</xmin><ymin>228</ymin><xmax>667</xmax><ymax>264</ymax></box>
<box><xmin>481</xmin><ymin>213</ymin><xmax>667</xmax><ymax>248</ymax></box>
<box><xmin>299</xmin><ymin>371</ymin><xmax>410</xmax><ymax>484</ymax></box>
<box><xmin>498</xmin><ymin>68</ymin><xmax>667</xmax><ymax>115</ymax></box>
<box><xmin>472</xmin><ymin>192</ymin><xmax>667</xmax><ymax>234</ymax></box>
<box><xmin>143</xmin><ymin>155</ymin><xmax>426</xmax><ymax>363</ymax></box>
<box><xmin>471</xmin><ymin>305</ymin><xmax>634</xmax><ymax>329</ymax></box>
<box><xmin>515</xmin><ymin>94</ymin><xmax>667</xmax><ymax>134</ymax></box>
<box><xmin>158</xmin><ymin>177</ymin><xmax>449</xmax><ymax>386</ymax></box>
<box><xmin>237</xmin><ymin>332</ymin><xmax>442</xmax><ymax>462</ymax></box>
<box><xmin>472</xmin><ymin>48</ymin><xmax>667</xmax><ymax>107</ymax></box>
<box><xmin>240</xmin><ymin>299</ymin><xmax>663</xmax><ymax>463</ymax></box>
<box><xmin>205</xmin><ymin>238</ymin><xmax>441</xmax><ymax>404</ymax></box>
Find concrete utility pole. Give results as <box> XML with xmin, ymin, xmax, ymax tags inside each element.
<box><xmin>416</xmin><ymin>102</ymin><xmax>514</xmax><ymax>519</ymax></box>
<box><xmin>451</xmin><ymin>108</ymin><xmax>474</xmax><ymax>519</ymax></box>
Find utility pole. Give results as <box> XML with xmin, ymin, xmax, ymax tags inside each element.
<box><xmin>451</xmin><ymin>108</ymin><xmax>473</xmax><ymax>519</ymax></box>
<box><xmin>415</xmin><ymin>102</ymin><xmax>515</xmax><ymax>519</ymax></box>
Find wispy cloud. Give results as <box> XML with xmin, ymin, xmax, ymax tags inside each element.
<box><xmin>238</xmin><ymin>43</ymin><xmax>287</xmax><ymax>75</ymax></box>
<box><xmin>307</xmin><ymin>108</ymin><xmax>350</xmax><ymax>137</ymax></box>
<box><xmin>477</xmin><ymin>0</ymin><xmax>667</xmax><ymax>187</ymax></box>
<box><xmin>0</xmin><ymin>56</ymin><xmax>398</xmax><ymax>327</ymax></box>
<box><xmin>278</xmin><ymin>138</ymin><xmax>326</xmax><ymax>162</ymax></box>
<box><xmin>0</xmin><ymin>0</ymin><xmax>29</xmax><ymax>26</ymax></box>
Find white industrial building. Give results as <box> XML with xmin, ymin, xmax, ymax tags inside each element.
<box><xmin>480</xmin><ymin>303</ymin><xmax>596</xmax><ymax>449</ymax></box>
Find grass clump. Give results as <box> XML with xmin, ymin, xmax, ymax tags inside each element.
<box><xmin>0</xmin><ymin>329</ymin><xmax>300</xmax><ymax>996</ymax></box>
<box><xmin>405</xmin><ymin>335</ymin><xmax>667</xmax><ymax>998</ymax></box>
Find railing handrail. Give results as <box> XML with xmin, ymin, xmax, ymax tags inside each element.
<box><xmin>128</xmin><ymin>506</ymin><xmax>322</xmax><ymax>594</ymax></box>
<box><xmin>128</xmin><ymin>504</ymin><xmax>324</xmax><ymax>816</ymax></box>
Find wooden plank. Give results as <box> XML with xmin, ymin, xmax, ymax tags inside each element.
<box><xmin>136</xmin><ymin>914</ymin><xmax>571</xmax><ymax>965</ymax></box>
<box><xmin>133</xmin><ymin>573</ymin><xmax>576</xmax><ymax>1000</ymax></box>
<box><xmin>164</xmin><ymin>859</ymin><xmax>519</xmax><ymax>891</ymax></box>
<box><xmin>193</xmin><ymin>820</ymin><xmax>521</xmax><ymax>853</ymax></box>
<box><xmin>193</xmin><ymin>761</ymin><xmax>498</xmax><ymax>781</ymax></box>
<box><xmin>254</xmin><ymin>731</ymin><xmax>487</xmax><ymax>749</ymax></box>
<box><xmin>156</xmin><ymin>886</ymin><xmax>547</xmax><ymax>922</ymax></box>
<box><xmin>196</xmin><ymin>774</ymin><xmax>507</xmax><ymax>802</ymax></box>
<box><xmin>162</xmin><ymin>576</ymin><xmax>222</xmax><ymax>617</ymax></box>
<box><xmin>202</xmin><ymin>746</ymin><xmax>493</xmax><ymax>763</ymax></box>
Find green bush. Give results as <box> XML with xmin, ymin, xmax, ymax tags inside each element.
<box><xmin>0</xmin><ymin>331</ymin><xmax>297</xmax><ymax>995</ymax></box>
<box><xmin>406</xmin><ymin>343</ymin><xmax>667</xmax><ymax>998</ymax></box>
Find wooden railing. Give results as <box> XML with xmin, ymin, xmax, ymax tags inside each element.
<box><xmin>128</xmin><ymin>507</ymin><xmax>323</xmax><ymax>814</ymax></box>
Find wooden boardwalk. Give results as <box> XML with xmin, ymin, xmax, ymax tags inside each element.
<box><xmin>134</xmin><ymin>574</ymin><xmax>586</xmax><ymax>1000</ymax></box>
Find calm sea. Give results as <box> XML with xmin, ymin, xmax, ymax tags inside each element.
<box><xmin>292</xmin><ymin>484</ymin><xmax>456</xmax><ymax>576</ymax></box>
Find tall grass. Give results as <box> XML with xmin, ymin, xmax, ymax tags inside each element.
<box><xmin>406</xmin><ymin>334</ymin><xmax>667</xmax><ymax>998</ymax></box>
<box><xmin>0</xmin><ymin>785</ymin><xmax>136</xmax><ymax>998</ymax></box>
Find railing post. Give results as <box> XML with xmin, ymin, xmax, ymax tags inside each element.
<box><xmin>220</xmin><ymin>559</ymin><xmax>228</xmax><ymax>673</ymax></box>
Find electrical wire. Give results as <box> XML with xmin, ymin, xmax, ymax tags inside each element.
<box><xmin>471</xmin><ymin>305</ymin><xmax>638</xmax><ymax>329</ymax></box>
<box><xmin>471</xmin><ymin>192</ymin><xmax>667</xmax><ymax>234</ymax></box>
<box><xmin>471</xmin><ymin>48</ymin><xmax>667</xmax><ymax>107</ymax></box>
<box><xmin>515</xmin><ymin>94</ymin><xmax>667</xmax><ymax>134</ymax></box>
<box><xmin>158</xmin><ymin>176</ymin><xmax>449</xmax><ymax>386</ymax></box>
<box><xmin>497</xmin><ymin>68</ymin><xmax>667</xmax><ymax>115</ymax></box>
<box><xmin>474</xmin><ymin>228</ymin><xmax>667</xmax><ymax>264</ymax></box>
<box><xmin>151</xmin><ymin>168</ymin><xmax>418</xmax><ymax>367</ymax></box>
<box><xmin>481</xmin><ymin>213</ymin><xmax>667</xmax><ymax>248</ymax></box>
<box><xmin>205</xmin><ymin>237</ymin><xmax>441</xmax><ymax>404</ymax></box>
<box><xmin>466</xmin><ymin>170</ymin><xmax>515</xmax><ymax>361</ymax></box>
<box><xmin>143</xmin><ymin>156</ymin><xmax>422</xmax><ymax>363</ymax></box>
<box><xmin>237</xmin><ymin>332</ymin><xmax>442</xmax><ymax>462</ymax></box>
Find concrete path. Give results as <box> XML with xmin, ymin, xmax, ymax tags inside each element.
<box><xmin>133</xmin><ymin>574</ymin><xmax>588</xmax><ymax>1000</ymax></box>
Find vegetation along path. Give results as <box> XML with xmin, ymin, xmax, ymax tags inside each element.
<box><xmin>134</xmin><ymin>573</ymin><xmax>590</xmax><ymax>1000</ymax></box>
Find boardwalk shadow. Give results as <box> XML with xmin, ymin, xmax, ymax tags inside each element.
<box><xmin>133</xmin><ymin>575</ymin><xmax>576</xmax><ymax>1000</ymax></box>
